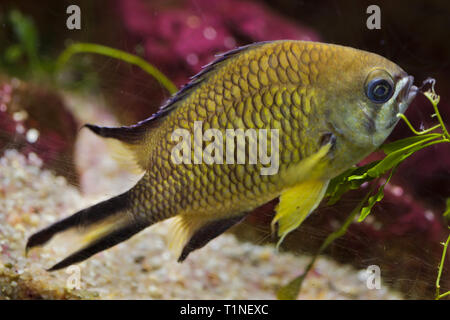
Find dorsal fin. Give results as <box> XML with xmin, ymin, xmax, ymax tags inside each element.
<box><xmin>89</xmin><ymin>41</ymin><xmax>270</xmax><ymax>139</ymax></box>
<box><xmin>85</xmin><ymin>42</ymin><xmax>271</xmax><ymax>169</ymax></box>
<box><xmin>155</xmin><ymin>41</ymin><xmax>269</xmax><ymax>117</ymax></box>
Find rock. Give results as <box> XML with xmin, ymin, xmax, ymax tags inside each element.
<box><xmin>0</xmin><ymin>77</ymin><xmax>79</xmax><ymax>185</ymax></box>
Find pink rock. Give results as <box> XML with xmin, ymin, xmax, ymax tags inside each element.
<box><xmin>0</xmin><ymin>78</ymin><xmax>79</xmax><ymax>185</ymax></box>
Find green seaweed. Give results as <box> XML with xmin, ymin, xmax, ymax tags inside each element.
<box><xmin>55</xmin><ymin>42</ymin><xmax>177</xmax><ymax>94</ymax></box>
<box><xmin>1</xmin><ymin>10</ymin><xmax>41</xmax><ymax>77</ymax></box>
<box><xmin>436</xmin><ymin>228</ymin><xmax>450</xmax><ymax>300</ymax></box>
<box><xmin>444</xmin><ymin>199</ymin><xmax>450</xmax><ymax>218</ymax></box>
<box><xmin>8</xmin><ymin>10</ymin><xmax>39</xmax><ymax>69</ymax></box>
<box><xmin>358</xmin><ymin>169</ymin><xmax>395</xmax><ymax>222</ymax></box>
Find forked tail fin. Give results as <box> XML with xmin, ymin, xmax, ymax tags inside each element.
<box><xmin>26</xmin><ymin>192</ymin><xmax>149</xmax><ymax>271</ymax></box>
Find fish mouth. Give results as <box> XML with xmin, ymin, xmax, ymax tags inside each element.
<box><xmin>385</xmin><ymin>75</ymin><xmax>417</xmax><ymax>130</ymax></box>
<box><xmin>399</xmin><ymin>75</ymin><xmax>418</xmax><ymax>110</ymax></box>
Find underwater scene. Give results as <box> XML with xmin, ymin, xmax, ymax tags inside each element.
<box><xmin>0</xmin><ymin>0</ymin><xmax>449</xmax><ymax>302</ymax></box>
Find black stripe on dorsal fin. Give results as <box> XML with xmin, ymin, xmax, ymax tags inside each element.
<box><xmin>82</xmin><ymin>117</ymin><xmax>160</xmax><ymax>170</ymax></box>
<box><xmin>83</xmin><ymin>120</ymin><xmax>153</xmax><ymax>145</ymax></box>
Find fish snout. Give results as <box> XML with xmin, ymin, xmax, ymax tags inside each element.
<box><xmin>396</xmin><ymin>75</ymin><xmax>417</xmax><ymax>116</ymax></box>
<box><xmin>401</xmin><ymin>75</ymin><xmax>418</xmax><ymax>105</ymax></box>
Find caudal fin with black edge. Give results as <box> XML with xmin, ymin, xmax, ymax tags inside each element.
<box><xmin>26</xmin><ymin>192</ymin><xmax>149</xmax><ymax>271</ymax></box>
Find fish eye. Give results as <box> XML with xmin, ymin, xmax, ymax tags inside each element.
<box><xmin>366</xmin><ymin>78</ymin><xmax>394</xmax><ymax>104</ymax></box>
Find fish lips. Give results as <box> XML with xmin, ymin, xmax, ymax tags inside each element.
<box><xmin>385</xmin><ymin>75</ymin><xmax>417</xmax><ymax>130</ymax></box>
<box><xmin>399</xmin><ymin>75</ymin><xmax>418</xmax><ymax>113</ymax></box>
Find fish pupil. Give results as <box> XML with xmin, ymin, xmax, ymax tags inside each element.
<box><xmin>366</xmin><ymin>78</ymin><xmax>393</xmax><ymax>103</ymax></box>
<box><xmin>374</xmin><ymin>84</ymin><xmax>387</xmax><ymax>96</ymax></box>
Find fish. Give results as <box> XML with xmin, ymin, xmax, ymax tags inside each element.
<box><xmin>26</xmin><ymin>40</ymin><xmax>418</xmax><ymax>271</ymax></box>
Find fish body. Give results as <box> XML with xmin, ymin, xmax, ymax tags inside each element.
<box><xmin>27</xmin><ymin>40</ymin><xmax>417</xmax><ymax>270</ymax></box>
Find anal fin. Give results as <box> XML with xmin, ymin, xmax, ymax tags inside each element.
<box><xmin>167</xmin><ymin>214</ymin><xmax>247</xmax><ymax>262</ymax></box>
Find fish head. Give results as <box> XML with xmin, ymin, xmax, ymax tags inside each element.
<box><xmin>361</xmin><ymin>67</ymin><xmax>418</xmax><ymax>145</ymax></box>
<box><xmin>323</xmin><ymin>47</ymin><xmax>418</xmax><ymax>149</ymax></box>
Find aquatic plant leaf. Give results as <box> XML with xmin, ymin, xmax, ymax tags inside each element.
<box><xmin>365</xmin><ymin>139</ymin><xmax>436</xmax><ymax>179</ymax></box>
<box><xmin>56</xmin><ymin>43</ymin><xmax>177</xmax><ymax>94</ymax></box>
<box><xmin>381</xmin><ymin>134</ymin><xmax>441</xmax><ymax>154</ymax></box>
<box><xmin>365</xmin><ymin>152</ymin><xmax>408</xmax><ymax>178</ymax></box>
<box><xmin>277</xmin><ymin>274</ymin><xmax>306</xmax><ymax>300</ymax></box>
<box><xmin>444</xmin><ymin>198</ymin><xmax>450</xmax><ymax>217</ymax></box>
<box><xmin>358</xmin><ymin>169</ymin><xmax>394</xmax><ymax>222</ymax></box>
<box><xmin>9</xmin><ymin>10</ymin><xmax>40</xmax><ymax>71</ymax></box>
<box><xmin>326</xmin><ymin>136</ymin><xmax>436</xmax><ymax>206</ymax></box>
<box><xmin>4</xmin><ymin>44</ymin><xmax>23</xmax><ymax>63</ymax></box>
<box><xmin>326</xmin><ymin>162</ymin><xmax>378</xmax><ymax>205</ymax></box>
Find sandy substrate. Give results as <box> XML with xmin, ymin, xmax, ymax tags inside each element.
<box><xmin>0</xmin><ymin>149</ymin><xmax>403</xmax><ymax>299</ymax></box>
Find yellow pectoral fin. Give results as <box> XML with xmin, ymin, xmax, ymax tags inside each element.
<box><xmin>272</xmin><ymin>179</ymin><xmax>329</xmax><ymax>248</ymax></box>
<box><xmin>283</xmin><ymin>140</ymin><xmax>333</xmax><ymax>184</ymax></box>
